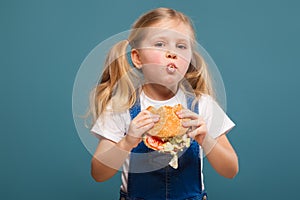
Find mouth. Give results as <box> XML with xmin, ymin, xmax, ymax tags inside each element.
<box><xmin>166</xmin><ymin>63</ymin><xmax>177</xmax><ymax>73</ymax></box>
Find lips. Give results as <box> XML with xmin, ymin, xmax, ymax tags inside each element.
<box><xmin>167</xmin><ymin>63</ymin><xmax>177</xmax><ymax>69</ymax></box>
<box><xmin>166</xmin><ymin>63</ymin><xmax>177</xmax><ymax>73</ymax></box>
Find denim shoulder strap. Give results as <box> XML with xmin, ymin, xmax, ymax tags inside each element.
<box><xmin>129</xmin><ymin>96</ymin><xmax>140</xmax><ymax>120</ymax></box>
<box><xmin>186</xmin><ymin>95</ymin><xmax>199</xmax><ymax>114</ymax></box>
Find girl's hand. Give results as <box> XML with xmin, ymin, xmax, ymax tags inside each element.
<box><xmin>176</xmin><ymin>109</ymin><xmax>207</xmax><ymax>146</ymax></box>
<box><xmin>125</xmin><ymin>110</ymin><xmax>160</xmax><ymax>148</ymax></box>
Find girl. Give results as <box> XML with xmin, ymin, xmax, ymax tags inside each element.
<box><xmin>90</xmin><ymin>7</ymin><xmax>238</xmax><ymax>200</ymax></box>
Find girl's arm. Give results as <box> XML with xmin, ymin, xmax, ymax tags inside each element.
<box><xmin>91</xmin><ymin>110</ymin><xmax>159</xmax><ymax>182</ymax></box>
<box><xmin>91</xmin><ymin>135</ymin><xmax>137</xmax><ymax>182</ymax></box>
<box><xmin>204</xmin><ymin>134</ymin><xmax>239</xmax><ymax>178</ymax></box>
<box><xmin>177</xmin><ymin>109</ymin><xmax>239</xmax><ymax>179</ymax></box>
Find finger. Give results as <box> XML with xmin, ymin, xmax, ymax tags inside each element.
<box><xmin>132</xmin><ymin>121</ymin><xmax>156</xmax><ymax>137</ymax></box>
<box><xmin>176</xmin><ymin>109</ymin><xmax>199</xmax><ymax>120</ymax></box>
<box><xmin>133</xmin><ymin>110</ymin><xmax>152</xmax><ymax>122</ymax></box>
<box><xmin>134</xmin><ymin>114</ymin><xmax>151</xmax><ymax>124</ymax></box>
<box><xmin>139</xmin><ymin>122</ymin><xmax>156</xmax><ymax>133</ymax></box>
<box><xmin>182</xmin><ymin>118</ymin><xmax>205</xmax><ymax>128</ymax></box>
<box><xmin>139</xmin><ymin>109</ymin><xmax>160</xmax><ymax>118</ymax></box>
<box><xmin>135</xmin><ymin>112</ymin><xmax>159</xmax><ymax>124</ymax></box>
<box><xmin>128</xmin><ymin>119</ymin><xmax>156</xmax><ymax>139</ymax></box>
<box><xmin>136</xmin><ymin>117</ymin><xmax>159</xmax><ymax>129</ymax></box>
<box><xmin>187</xmin><ymin>126</ymin><xmax>206</xmax><ymax>139</ymax></box>
<box><xmin>140</xmin><ymin>109</ymin><xmax>152</xmax><ymax>115</ymax></box>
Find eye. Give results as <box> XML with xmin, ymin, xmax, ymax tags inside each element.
<box><xmin>154</xmin><ymin>41</ymin><xmax>165</xmax><ymax>47</ymax></box>
<box><xmin>177</xmin><ymin>44</ymin><xmax>187</xmax><ymax>49</ymax></box>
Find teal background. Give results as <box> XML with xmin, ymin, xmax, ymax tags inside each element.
<box><xmin>1</xmin><ymin>0</ymin><xmax>299</xmax><ymax>199</ymax></box>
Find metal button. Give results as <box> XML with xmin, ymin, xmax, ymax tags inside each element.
<box><xmin>202</xmin><ymin>195</ymin><xmax>207</xmax><ymax>200</ymax></box>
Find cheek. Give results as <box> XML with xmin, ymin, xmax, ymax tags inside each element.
<box><xmin>140</xmin><ymin>49</ymin><xmax>164</xmax><ymax>65</ymax></box>
<box><xmin>178</xmin><ymin>50</ymin><xmax>192</xmax><ymax>62</ymax></box>
<box><xmin>178</xmin><ymin>52</ymin><xmax>192</xmax><ymax>71</ymax></box>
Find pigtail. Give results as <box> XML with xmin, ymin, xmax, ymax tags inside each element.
<box><xmin>89</xmin><ymin>40</ymin><xmax>138</xmax><ymax>124</ymax></box>
<box><xmin>185</xmin><ymin>51</ymin><xmax>215</xmax><ymax>99</ymax></box>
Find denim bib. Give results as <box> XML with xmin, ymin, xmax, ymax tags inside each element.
<box><xmin>120</xmin><ymin>95</ymin><xmax>208</xmax><ymax>200</ymax></box>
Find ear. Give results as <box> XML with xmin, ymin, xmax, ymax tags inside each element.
<box><xmin>131</xmin><ymin>49</ymin><xmax>142</xmax><ymax>69</ymax></box>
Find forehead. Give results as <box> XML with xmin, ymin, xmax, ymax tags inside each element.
<box><xmin>144</xmin><ymin>20</ymin><xmax>193</xmax><ymax>41</ymax></box>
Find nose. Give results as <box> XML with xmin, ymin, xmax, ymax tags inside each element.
<box><xmin>165</xmin><ymin>51</ymin><xmax>177</xmax><ymax>59</ymax></box>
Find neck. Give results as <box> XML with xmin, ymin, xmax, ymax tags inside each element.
<box><xmin>142</xmin><ymin>84</ymin><xmax>178</xmax><ymax>101</ymax></box>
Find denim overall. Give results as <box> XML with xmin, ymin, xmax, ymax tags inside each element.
<box><xmin>120</xmin><ymin>96</ymin><xmax>207</xmax><ymax>200</ymax></box>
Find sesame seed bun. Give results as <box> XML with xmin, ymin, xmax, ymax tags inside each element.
<box><xmin>146</xmin><ymin>104</ymin><xmax>189</xmax><ymax>138</ymax></box>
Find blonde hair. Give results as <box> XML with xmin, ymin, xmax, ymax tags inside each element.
<box><xmin>89</xmin><ymin>7</ymin><xmax>214</xmax><ymax>124</ymax></box>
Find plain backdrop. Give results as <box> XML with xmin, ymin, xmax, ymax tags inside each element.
<box><xmin>1</xmin><ymin>0</ymin><xmax>300</xmax><ymax>199</ymax></box>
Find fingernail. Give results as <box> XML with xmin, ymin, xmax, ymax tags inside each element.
<box><xmin>153</xmin><ymin>117</ymin><xmax>160</xmax><ymax>122</ymax></box>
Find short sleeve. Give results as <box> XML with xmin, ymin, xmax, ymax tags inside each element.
<box><xmin>90</xmin><ymin>109</ymin><xmax>130</xmax><ymax>143</ymax></box>
<box><xmin>198</xmin><ymin>95</ymin><xmax>235</xmax><ymax>139</ymax></box>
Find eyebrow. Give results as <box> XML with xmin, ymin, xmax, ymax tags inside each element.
<box><xmin>150</xmin><ymin>36</ymin><xmax>190</xmax><ymax>44</ymax></box>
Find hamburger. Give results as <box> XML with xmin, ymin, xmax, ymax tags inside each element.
<box><xmin>143</xmin><ymin>104</ymin><xmax>191</xmax><ymax>168</ymax></box>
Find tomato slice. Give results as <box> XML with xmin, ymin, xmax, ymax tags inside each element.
<box><xmin>145</xmin><ymin>136</ymin><xmax>166</xmax><ymax>150</ymax></box>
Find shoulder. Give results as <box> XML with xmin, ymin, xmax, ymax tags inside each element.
<box><xmin>198</xmin><ymin>94</ymin><xmax>226</xmax><ymax>110</ymax></box>
<box><xmin>198</xmin><ymin>93</ymin><xmax>214</xmax><ymax>103</ymax></box>
<box><xmin>198</xmin><ymin>94</ymin><xmax>215</xmax><ymax>110</ymax></box>
<box><xmin>198</xmin><ymin>94</ymin><xmax>236</xmax><ymax>138</ymax></box>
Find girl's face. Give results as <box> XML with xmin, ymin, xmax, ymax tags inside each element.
<box><xmin>131</xmin><ymin>21</ymin><xmax>193</xmax><ymax>92</ymax></box>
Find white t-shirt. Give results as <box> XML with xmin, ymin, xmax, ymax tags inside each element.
<box><xmin>91</xmin><ymin>89</ymin><xmax>235</xmax><ymax>192</ymax></box>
